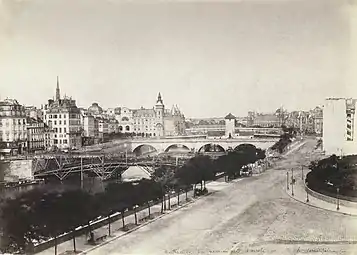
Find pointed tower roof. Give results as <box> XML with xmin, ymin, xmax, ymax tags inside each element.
<box><xmin>156</xmin><ymin>92</ymin><xmax>164</xmax><ymax>105</ymax></box>
<box><xmin>224</xmin><ymin>113</ymin><xmax>236</xmax><ymax>120</ymax></box>
<box><xmin>56</xmin><ymin>76</ymin><xmax>61</xmax><ymax>101</ymax></box>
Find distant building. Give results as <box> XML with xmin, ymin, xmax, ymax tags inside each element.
<box><xmin>26</xmin><ymin>117</ymin><xmax>46</xmax><ymax>153</ymax></box>
<box><xmin>323</xmin><ymin>98</ymin><xmax>357</xmax><ymax>155</ymax></box>
<box><xmin>44</xmin><ymin>125</ymin><xmax>55</xmax><ymax>150</ymax></box>
<box><xmin>0</xmin><ymin>98</ymin><xmax>27</xmax><ymax>155</ymax></box>
<box><xmin>310</xmin><ymin>106</ymin><xmax>323</xmax><ymax>135</ymax></box>
<box><xmin>88</xmin><ymin>103</ymin><xmax>103</xmax><ymax>117</ymax></box>
<box><xmin>108</xmin><ymin>118</ymin><xmax>119</xmax><ymax>134</ymax></box>
<box><xmin>43</xmin><ymin>77</ymin><xmax>82</xmax><ymax>150</ymax></box>
<box><xmin>114</xmin><ymin>93</ymin><xmax>185</xmax><ymax>137</ymax></box>
<box><xmin>284</xmin><ymin>107</ymin><xmax>323</xmax><ymax>135</ymax></box>
<box><xmin>25</xmin><ymin>106</ymin><xmax>43</xmax><ymax>120</ymax></box>
<box><xmin>247</xmin><ymin>111</ymin><xmax>281</xmax><ymax>128</ymax></box>
<box><xmin>97</xmin><ymin>117</ymin><xmax>109</xmax><ymax>141</ymax></box>
<box><xmin>225</xmin><ymin>113</ymin><xmax>236</xmax><ymax>138</ymax></box>
<box><xmin>83</xmin><ymin>114</ymin><xmax>95</xmax><ymax>137</ymax></box>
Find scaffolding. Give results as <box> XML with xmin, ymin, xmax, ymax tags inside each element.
<box><xmin>32</xmin><ymin>152</ymin><xmax>185</xmax><ymax>182</ymax></box>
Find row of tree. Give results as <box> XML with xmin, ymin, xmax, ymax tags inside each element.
<box><xmin>271</xmin><ymin>125</ymin><xmax>297</xmax><ymax>153</ymax></box>
<box><xmin>0</xmin><ymin>144</ymin><xmax>266</xmax><ymax>254</ymax></box>
<box><xmin>307</xmin><ymin>154</ymin><xmax>357</xmax><ymax>197</ymax></box>
<box><xmin>0</xmin><ymin>179</ymin><xmax>164</xmax><ymax>254</ymax></box>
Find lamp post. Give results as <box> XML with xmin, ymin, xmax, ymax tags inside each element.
<box><xmin>291</xmin><ymin>169</ymin><xmax>294</xmax><ymax>196</ymax></box>
<box><xmin>291</xmin><ymin>177</ymin><xmax>294</xmax><ymax>196</ymax></box>
<box><xmin>287</xmin><ymin>172</ymin><xmax>289</xmax><ymax>190</ymax></box>
<box><xmin>337</xmin><ymin>188</ymin><xmax>340</xmax><ymax>211</ymax></box>
<box><xmin>291</xmin><ymin>168</ymin><xmax>294</xmax><ymax>182</ymax></box>
<box><xmin>301</xmin><ymin>165</ymin><xmax>304</xmax><ymax>181</ymax></box>
<box><xmin>306</xmin><ymin>182</ymin><xmax>309</xmax><ymax>203</ymax></box>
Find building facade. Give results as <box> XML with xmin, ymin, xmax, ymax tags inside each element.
<box><xmin>285</xmin><ymin>107</ymin><xmax>323</xmax><ymax>135</ymax></box>
<box><xmin>26</xmin><ymin>117</ymin><xmax>46</xmax><ymax>153</ymax></box>
<box><xmin>114</xmin><ymin>93</ymin><xmax>185</xmax><ymax>137</ymax></box>
<box><xmin>323</xmin><ymin>98</ymin><xmax>357</xmax><ymax>156</ymax></box>
<box><xmin>0</xmin><ymin>98</ymin><xmax>27</xmax><ymax>155</ymax></box>
<box><xmin>247</xmin><ymin>111</ymin><xmax>281</xmax><ymax>128</ymax></box>
<box><xmin>97</xmin><ymin>117</ymin><xmax>109</xmax><ymax>141</ymax></box>
<box><xmin>43</xmin><ymin>77</ymin><xmax>82</xmax><ymax>150</ymax></box>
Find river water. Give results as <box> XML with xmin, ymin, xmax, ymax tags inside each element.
<box><xmin>0</xmin><ymin>174</ymin><xmax>118</xmax><ymax>202</ymax></box>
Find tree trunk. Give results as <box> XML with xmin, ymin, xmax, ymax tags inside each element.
<box><xmin>161</xmin><ymin>195</ymin><xmax>164</xmax><ymax>213</ymax></box>
<box><xmin>203</xmin><ymin>180</ymin><xmax>206</xmax><ymax>189</ymax></box>
<box><xmin>148</xmin><ymin>202</ymin><xmax>151</xmax><ymax>217</ymax></box>
<box><xmin>193</xmin><ymin>184</ymin><xmax>197</xmax><ymax>198</ymax></box>
<box><xmin>134</xmin><ymin>207</ymin><xmax>138</xmax><ymax>225</ymax></box>
<box><xmin>108</xmin><ymin>214</ymin><xmax>111</xmax><ymax>236</ymax></box>
<box><xmin>200</xmin><ymin>181</ymin><xmax>203</xmax><ymax>190</ymax></box>
<box><xmin>168</xmin><ymin>193</ymin><xmax>171</xmax><ymax>209</ymax></box>
<box><xmin>177</xmin><ymin>190</ymin><xmax>180</xmax><ymax>206</ymax></box>
<box><xmin>163</xmin><ymin>195</ymin><xmax>166</xmax><ymax>211</ymax></box>
<box><xmin>54</xmin><ymin>235</ymin><xmax>58</xmax><ymax>255</ymax></box>
<box><xmin>72</xmin><ymin>229</ymin><xmax>76</xmax><ymax>252</ymax></box>
<box><xmin>185</xmin><ymin>188</ymin><xmax>188</xmax><ymax>201</ymax></box>
<box><xmin>121</xmin><ymin>211</ymin><xmax>125</xmax><ymax>228</ymax></box>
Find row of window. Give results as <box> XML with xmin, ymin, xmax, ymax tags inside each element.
<box><xmin>29</xmin><ymin>128</ymin><xmax>43</xmax><ymax>134</ymax></box>
<box><xmin>49</xmin><ymin>120</ymin><xmax>67</xmax><ymax>125</ymax></box>
<box><xmin>53</xmin><ymin>139</ymin><xmax>68</xmax><ymax>144</ymax></box>
<box><xmin>119</xmin><ymin>126</ymin><xmax>130</xmax><ymax>131</ymax></box>
<box><xmin>1</xmin><ymin>119</ymin><xmax>26</xmax><ymax>125</ymax></box>
<box><xmin>53</xmin><ymin>127</ymin><xmax>67</xmax><ymax>133</ymax></box>
<box><xmin>0</xmin><ymin>111</ymin><xmax>25</xmax><ymax>117</ymax></box>
<box><xmin>0</xmin><ymin>134</ymin><xmax>25</xmax><ymax>141</ymax></box>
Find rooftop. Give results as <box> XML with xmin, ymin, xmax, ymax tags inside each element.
<box><xmin>224</xmin><ymin>113</ymin><xmax>236</xmax><ymax>120</ymax></box>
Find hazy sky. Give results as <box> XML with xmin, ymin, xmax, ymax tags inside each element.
<box><xmin>0</xmin><ymin>0</ymin><xmax>355</xmax><ymax>118</ymax></box>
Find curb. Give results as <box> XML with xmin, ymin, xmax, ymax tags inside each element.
<box><xmin>284</xmin><ymin>185</ymin><xmax>357</xmax><ymax>217</ymax></box>
<box><xmin>78</xmin><ymin>192</ymin><xmax>212</xmax><ymax>254</ymax></box>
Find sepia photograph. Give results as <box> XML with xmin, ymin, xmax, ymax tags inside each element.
<box><xmin>0</xmin><ymin>0</ymin><xmax>357</xmax><ymax>254</ymax></box>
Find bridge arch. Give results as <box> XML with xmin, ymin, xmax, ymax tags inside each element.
<box><xmin>234</xmin><ymin>143</ymin><xmax>257</xmax><ymax>152</ymax></box>
<box><xmin>165</xmin><ymin>144</ymin><xmax>191</xmax><ymax>153</ymax></box>
<box><xmin>198</xmin><ymin>143</ymin><xmax>225</xmax><ymax>153</ymax></box>
<box><xmin>133</xmin><ymin>144</ymin><xmax>158</xmax><ymax>156</ymax></box>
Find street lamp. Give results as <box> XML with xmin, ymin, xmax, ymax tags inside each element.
<box><xmin>291</xmin><ymin>178</ymin><xmax>294</xmax><ymax>196</ymax></box>
<box><xmin>291</xmin><ymin>168</ymin><xmax>294</xmax><ymax>181</ymax></box>
<box><xmin>337</xmin><ymin>188</ymin><xmax>340</xmax><ymax>211</ymax></box>
<box><xmin>291</xmin><ymin>169</ymin><xmax>294</xmax><ymax>196</ymax></box>
<box><xmin>306</xmin><ymin>182</ymin><xmax>309</xmax><ymax>203</ymax></box>
<box><xmin>301</xmin><ymin>165</ymin><xmax>304</xmax><ymax>181</ymax></box>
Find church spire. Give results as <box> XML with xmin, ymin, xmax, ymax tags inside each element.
<box><xmin>56</xmin><ymin>76</ymin><xmax>61</xmax><ymax>101</ymax></box>
<box><xmin>156</xmin><ymin>92</ymin><xmax>163</xmax><ymax>105</ymax></box>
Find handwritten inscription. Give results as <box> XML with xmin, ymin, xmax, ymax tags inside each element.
<box><xmin>166</xmin><ymin>247</ymin><xmax>340</xmax><ymax>254</ymax></box>
<box><xmin>296</xmin><ymin>247</ymin><xmax>337</xmax><ymax>253</ymax></box>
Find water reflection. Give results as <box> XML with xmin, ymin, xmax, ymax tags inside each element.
<box><xmin>0</xmin><ymin>174</ymin><xmax>120</xmax><ymax>201</ymax></box>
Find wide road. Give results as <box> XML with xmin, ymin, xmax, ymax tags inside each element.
<box><xmin>88</xmin><ymin>139</ymin><xmax>357</xmax><ymax>255</ymax></box>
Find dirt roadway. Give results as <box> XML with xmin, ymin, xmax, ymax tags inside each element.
<box><xmin>87</xmin><ymin>139</ymin><xmax>357</xmax><ymax>255</ymax></box>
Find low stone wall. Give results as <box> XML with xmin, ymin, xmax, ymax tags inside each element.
<box><xmin>305</xmin><ymin>182</ymin><xmax>357</xmax><ymax>208</ymax></box>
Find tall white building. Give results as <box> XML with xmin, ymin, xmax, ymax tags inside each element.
<box><xmin>43</xmin><ymin>77</ymin><xmax>82</xmax><ymax>150</ymax></box>
<box><xmin>323</xmin><ymin>98</ymin><xmax>357</xmax><ymax>155</ymax></box>
<box><xmin>0</xmin><ymin>98</ymin><xmax>27</xmax><ymax>155</ymax></box>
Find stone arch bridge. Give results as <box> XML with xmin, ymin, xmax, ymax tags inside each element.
<box><xmin>118</xmin><ymin>137</ymin><xmax>279</xmax><ymax>155</ymax></box>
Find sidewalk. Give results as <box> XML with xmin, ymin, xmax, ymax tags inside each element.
<box><xmin>36</xmin><ymin>178</ymin><xmax>230</xmax><ymax>255</ymax></box>
<box><xmin>285</xmin><ymin>175</ymin><xmax>357</xmax><ymax>216</ymax></box>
